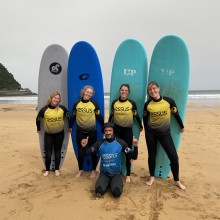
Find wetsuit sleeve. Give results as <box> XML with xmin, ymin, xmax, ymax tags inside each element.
<box><xmin>108</xmin><ymin>99</ymin><xmax>117</xmax><ymax>122</ymax></box>
<box><xmin>117</xmin><ymin>137</ymin><xmax>138</xmax><ymax>160</ymax></box>
<box><xmin>143</xmin><ymin>101</ymin><xmax>150</xmax><ymax>130</ymax></box>
<box><xmin>130</xmin><ymin>99</ymin><xmax>143</xmax><ymax>129</ymax></box>
<box><xmin>82</xmin><ymin>139</ymin><xmax>103</xmax><ymax>156</ymax></box>
<box><xmin>36</xmin><ymin>106</ymin><xmax>47</xmax><ymax>131</ymax></box>
<box><xmin>92</xmin><ymin>100</ymin><xmax>104</xmax><ymax>126</ymax></box>
<box><xmin>69</xmin><ymin>101</ymin><xmax>78</xmax><ymax>128</ymax></box>
<box><xmin>168</xmin><ymin>98</ymin><xmax>184</xmax><ymax>129</ymax></box>
<box><xmin>60</xmin><ymin>105</ymin><xmax>70</xmax><ymax>126</ymax></box>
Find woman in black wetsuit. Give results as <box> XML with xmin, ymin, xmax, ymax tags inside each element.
<box><xmin>143</xmin><ymin>81</ymin><xmax>185</xmax><ymax>190</ymax></box>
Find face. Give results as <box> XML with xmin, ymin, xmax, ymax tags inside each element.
<box><xmin>51</xmin><ymin>95</ymin><xmax>61</xmax><ymax>106</ymax></box>
<box><xmin>104</xmin><ymin>127</ymin><xmax>114</xmax><ymax>139</ymax></box>
<box><xmin>120</xmin><ymin>86</ymin><xmax>129</xmax><ymax>100</ymax></box>
<box><xmin>83</xmin><ymin>88</ymin><xmax>93</xmax><ymax>100</ymax></box>
<box><xmin>147</xmin><ymin>84</ymin><xmax>160</xmax><ymax>100</ymax></box>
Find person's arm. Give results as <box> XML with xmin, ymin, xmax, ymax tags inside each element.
<box><xmin>69</xmin><ymin>102</ymin><xmax>78</xmax><ymax>129</ymax></box>
<box><xmin>143</xmin><ymin>101</ymin><xmax>150</xmax><ymax>130</ymax></box>
<box><xmin>131</xmin><ymin>100</ymin><xmax>143</xmax><ymax>131</ymax></box>
<box><xmin>36</xmin><ymin>107</ymin><xmax>46</xmax><ymax>132</ymax></box>
<box><xmin>118</xmin><ymin>137</ymin><xmax>139</xmax><ymax>160</ymax></box>
<box><xmin>93</xmin><ymin>100</ymin><xmax>104</xmax><ymax>126</ymax></box>
<box><xmin>81</xmin><ymin>137</ymin><xmax>102</xmax><ymax>156</ymax></box>
<box><xmin>60</xmin><ymin>105</ymin><xmax>70</xmax><ymax>126</ymax></box>
<box><xmin>108</xmin><ymin>100</ymin><xmax>116</xmax><ymax>122</ymax></box>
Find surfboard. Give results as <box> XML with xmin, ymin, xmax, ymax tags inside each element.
<box><xmin>38</xmin><ymin>44</ymin><xmax>69</xmax><ymax>170</ymax></box>
<box><xmin>110</xmin><ymin>39</ymin><xmax>148</xmax><ymax>175</ymax></box>
<box><xmin>148</xmin><ymin>35</ymin><xmax>190</xmax><ymax>178</ymax></box>
<box><xmin>67</xmin><ymin>41</ymin><xmax>104</xmax><ymax>171</ymax></box>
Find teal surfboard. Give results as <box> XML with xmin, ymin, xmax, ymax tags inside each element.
<box><xmin>110</xmin><ymin>39</ymin><xmax>148</xmax><ymax>175</ymax></box>
<box><xmin>38</xmin><ymin>44</ymin><xmax>69</xmax><ymax>170</ymax></box>
<box><xmin>148</xmin><ymin>35</ymin><xmax>190</xmax><ymax>178</ymax></box>
<box><xmin>68</xmin><ymin>41</ymin><xmax>104</xmax><ymax>171</ymax></box>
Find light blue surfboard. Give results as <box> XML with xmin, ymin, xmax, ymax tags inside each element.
<box><xmin>38</xmin><ymin>44</ymin><xmax>69</xmax><ymax>170</ymax></box>
<box><xmin>68</xmin><ymin>41</ymin><xmax>104</xmax><ymax>171</ymax></box>
<box><xmin>110</xmin><ymin>39</ymin><xmax>148</xmax><ymax>175</ymax></box>
<box><xmin>148</xmin><ymin>35</ymin><xmax>190</xmax><ymax>178</ymax></box>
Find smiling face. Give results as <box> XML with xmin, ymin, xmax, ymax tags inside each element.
<box><xmin>147</xmin><ymin>83</ymin><xmax>160</xmax><ymax>100</ymax></box>
<box><xmin>104</xmin><ymin>127</ymin><xmax>114</xmax><ymax>139</ymax></box>
<box><xmin>83</xmin><ymin>88</ymin><xmax>94</xmax><ymax>101</ymax></box>
<box><xmin>51</xmin><ymin>94</ymin><xmax>61</xmax><ymax>107</ymax></box>
<box><xmin>119</xmin><ymin>85</ymin><xmax>129</xmax><ymax>100</ymax></box>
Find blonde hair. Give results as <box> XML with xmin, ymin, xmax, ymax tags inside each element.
<box><xmin>45</xmin><ymin>91</ymin><xmax>61</xmax><ymax>107</ymax></box>
<box><xmin>80</xmin><ymin>85</ymin><xmax>95</xmax><ymax>98</ymax></box>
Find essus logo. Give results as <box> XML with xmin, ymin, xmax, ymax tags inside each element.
<box><xmin>49</xmin><ymin>63</ymin><xmax>62</xmax><ymax>75</ymax></box>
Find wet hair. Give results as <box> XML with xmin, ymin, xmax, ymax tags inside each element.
<box><xmin>80</xmin><ymin>85</ymin><xmax>95</xmax><ymax>98</ymax></box>
<box><xmin>45</xmin><ymin>91</ymin><xmax>61</xmax><ymax>107</ymax></box>
<box><xmin>119</xmin><ymin>84</ymin><xmax>130</xmax><ymax>93</ymax></box>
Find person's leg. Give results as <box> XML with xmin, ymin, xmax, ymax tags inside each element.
<box><xmin>145</xmin><ymin>131</ymin><xmax>158</xmax><ymax>186</ymax></box>
<box><xmin>44</xmin><ymin>133</ymin><xmax>54</xmax><ymax>176</ymax></box>
<box><xmin>115</xmin><ymin>125</ymin><xmax>133</xmax><ymax>183</ymax></box>
<box><xmin>54</xmin><ymin>130</ymin><xmax>64</xmax><ymax>176</ymax></box>
<box><xmin>159</xmin><ymin>134</ymin><xmax>185</xmax><ymax>190</ymax></box>
<box><xmin>88</xmin><ymin>129</ymin><xmax>98</xmax><ymax>178</ymax></box>
<box><xmin>95</xmin><ymin>173</ymin><xmax>110</xmax><ymax>196</ymax></box>
<box><xmin>75</xmin><ymin>129</ymin><xmax>85</xmax><ymax>178</ymax></box>
<box><xmin>110</xmin><ymin>174</ymin><xmax>123</xmax><ymax>197</ymax></box>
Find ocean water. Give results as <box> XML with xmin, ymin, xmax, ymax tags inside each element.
<box><xmin>0</xmin><ymin>90</ymin><xmax>220</xmax><ymax>105</ymax></box>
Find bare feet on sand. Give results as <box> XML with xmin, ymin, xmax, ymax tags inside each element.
<box><xmin>90</xmin><ymin>170</ymin><xmax>96</xmax><ymax>178</ymax></box>
<box><xmin>125</xmin><ymin>176</ymin><xmax>131</xmax><ymax>183</ymax></box>
<box><xmin>55</xmin><ymin>170</ymin><xmax>61</xmax><ymax>176</ymax></box>
<box><xmin>75</xmin><ymin>170</ymin><xmax>83</xmax><ymax>178</ymax></box>
<box><xmin>146</xmin><ymin>176</ymin><xmax>154</xmax><ymax>186</ymax></box>
<box><xmin>43</xmin><ymin>171</ymin><xmax>49</xmax><ymax>177</ymax></box>
<box><xmin>175</xmin><ymin>181</ymin><xmax>186</xmax><ymax>190</ymax></box>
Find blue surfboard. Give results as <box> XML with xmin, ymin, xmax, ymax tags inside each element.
<box><xmin>110</xmin><ymin>39</ymin><xmax>148</xmax><ymax>175</ymax></box>
<box><xmin>148</xmin><ymin>35</ymin><xmax>190</xmax><ymax>178</ymax></box>
<box><xmin>38</xmin><ymin>44</ymin><xmax>69</xmax><ymax>170</ymax></box>
<box><xmin>67</xmin><ymin>41</ymin><xmax>104</xmax><ymax>171</ymax></box>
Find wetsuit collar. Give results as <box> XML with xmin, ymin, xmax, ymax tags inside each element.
<box><xmin>81</xmin><ymin>98</ymin><xmax>90</xmax><ymax>103</ymax></box>
<box><xmin>119</xmin><ymin>97</ymin><xmax>128</xmax><ymax>102</ymax></box>
<box><xmin>105</xmin><ymin>136</ymin><xmax>116</xmax><ymax>143</ymax></box>
<box><xmin>152</xmin><ymin>95</ymin><xmax>162</xmax><ymax>102</ymax></box>
<box><xmin>48</xmin><ymin>104</ymin><xmax>57</xmax><ymax>109</ymax></box>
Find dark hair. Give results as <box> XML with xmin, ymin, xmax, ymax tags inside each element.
<box><xmin>119</xmin><ymin>84</ymin><xmax>130</xmax><ymax>93</ymax></box>
<box><xmin>147</xmin><ymin>81</ymin><xmax>160</xmax><ymax>93</ymax></box>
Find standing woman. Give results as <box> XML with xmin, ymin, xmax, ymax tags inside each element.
<box><xmin>143</xmin><ymin>81</ymin><xmax>185</xmax><ymax>190</ymax></box>
<box><xmin>109</xmin><ymin>84</ymin><xmax>143</xmax><ymax>183</ymax></box>
<box><xmin>69</xmin><ymin>85</ymin><xmax>104</xmax><ymax>178</ymax></box>
<box><xmin>36</xmin><ymin>91</ymin><xmax>69</xmax><ymax>177</ymax></box>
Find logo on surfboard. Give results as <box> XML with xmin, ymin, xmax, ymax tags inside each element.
<box><xmin>123</xmin><ymin>69</ymin><xmax>136</xmax><ymax>76</ymax></box>
<box><xmin>79</xmin><ymin>73</ymin><xmax>90</xmax><ymax>80</ymax></box>
<box><xmin>49</xmin><ymin>63</ymin><xmax>62</xmax><ymax>75</ymax></box>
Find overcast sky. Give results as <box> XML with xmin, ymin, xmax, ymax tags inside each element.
<box><xmin>1</xmin><ymin>0</ymin><xmax>219</xmax><ymax>93</ymax></box>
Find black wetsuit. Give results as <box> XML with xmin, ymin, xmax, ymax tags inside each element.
<box><xmin>143</xmin><ymin>96</ymin><xmax>184</xmax><ymax>181</ymax></box>
<box><xmin>69</xmin><ymin>98</ymin><xmax>104</xmax><ymax>170</ymax></box>
<box><xmin>36</xmin><ymin>104</ymin><xmax>69</xmax><ymax>171</ymax></box>
<box><xmin>83</xmin><ymin>136</ymin><xmax>138</xmax><ymax>197</ymax></box>
<box><xmin>109</xmin><ymin>97</ymin><xmax>142</xmax><ymax>176</ymax></box>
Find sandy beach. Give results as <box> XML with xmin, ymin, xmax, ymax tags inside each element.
<box><xmin>0</xmin><ymin>103</ymin><xmax>220</xmax><ymax>220</ymax></box>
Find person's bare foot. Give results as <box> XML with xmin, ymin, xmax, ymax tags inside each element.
<box><xmin>125</xmin><ymin>176</ymin><xmax>131</xmax><ymax>183</ymax></box>
<box><xmin>55</xmin><ymin>170</ymin><xmax>61</xmax><ymax>176</ymax></box>
<box><xmin>146</xmin><ymin>176</ymin><xmax>154</xmax><ymax>186</ymax></box>
<box><xmin>90</xmin><ymin>170</ymin><xmax>96</xmax><ymax>178</ymax></box>
<box><xmin>43</xmin><ymin>171</ymin><xmax>49</xmax><ymax>177</ymax></box>
<box><xmin>75</xmin><ymin>170</ymin><xmax>83</xmax><ymax>178</ymax></box>
<box><xmin>175</xmin><ymin>181</ymin><xmax>186</xmax><ymax>190</ymax></box>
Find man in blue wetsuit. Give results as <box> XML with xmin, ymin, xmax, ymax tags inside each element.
<box><xmin>81</xmin><ymin>122</ymin><xmax>139</xmax><ymax>198</ymax></box>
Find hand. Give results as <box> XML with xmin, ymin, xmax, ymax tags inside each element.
<box><xmin>81</xmin><ymin>136</ymin><xmax>89</xmax><ymax>148</ymax></box>
<box><xmin>69</xmin><ymin>128</ymin><xmax>72</xmax><ymax>133</ymax></box>
<box><xmin>139</xmin><ymin>127</ymin><xmax>143</xmax><ymax>132</ymax></box>
<box><xmin>132</xmin><ymin>136</ymin><xmax>138</xmax><ymax>147</ymax></box>
<box><xmin>179</xmin><ymin>128</ymin><xmax>184</xmax><ymax>133</ymax></box>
